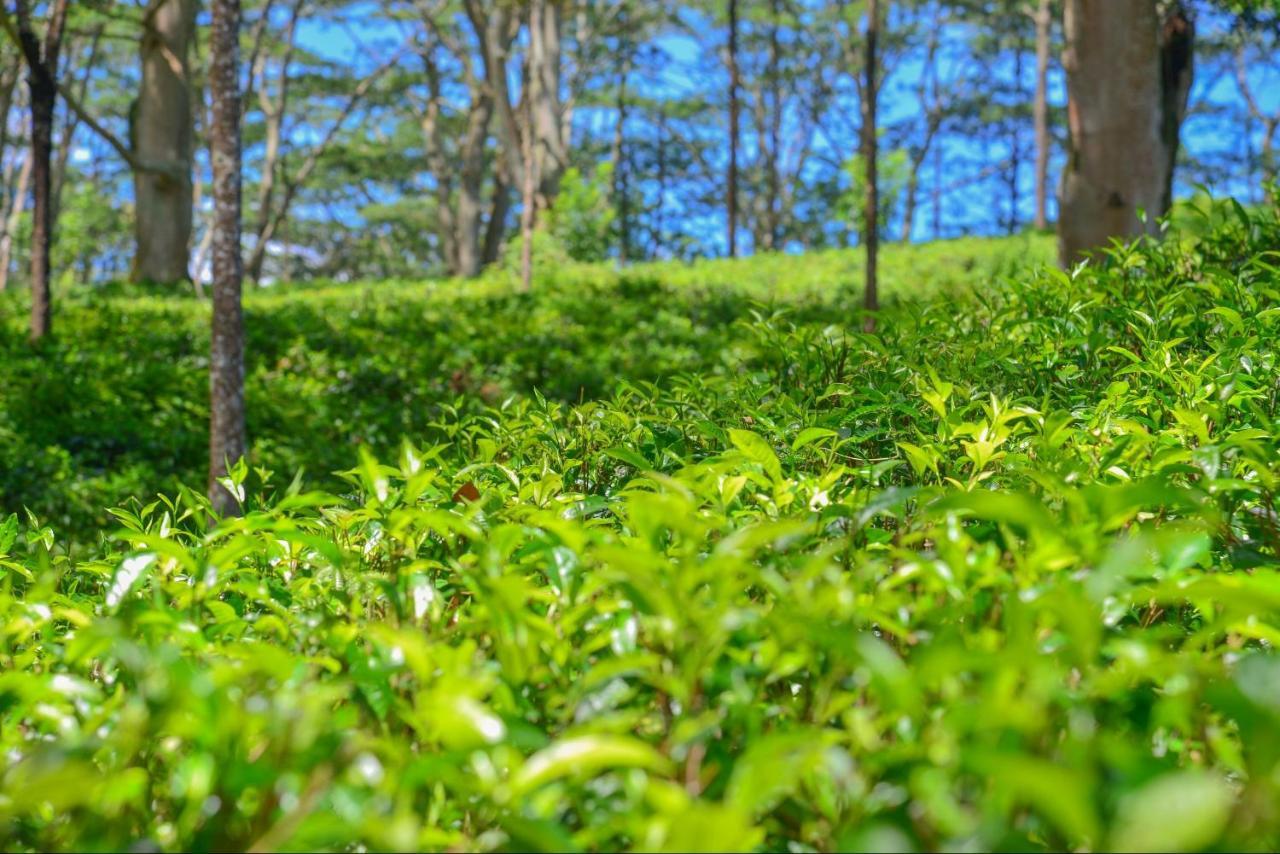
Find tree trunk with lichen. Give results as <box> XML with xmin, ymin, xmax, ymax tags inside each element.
<box><xmin>208</xmin><ymin>0</ymin><xmax>246</xmax><ymax>516</ymax></box>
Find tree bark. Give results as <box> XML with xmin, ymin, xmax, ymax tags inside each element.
<box><xmin>25</xmin><ymin>39</ymin><xmax>56</xmax><ymax>341</ymax></box>
<box><xmin>520</xmin><ymin>53</ymin><xmax>535</xmax><ymax>291</ymax></box>
<box><xmin>528</xmin><ymin>0</ymin><xmax>566</xmax><ymax>214</ymax></box>
<box><xmin>610</xmin><ymin>36</ymin><xmax>632</xmax><ymax>263</ymax></box>
<box><xmin>454</xmin><ymin>74</ymin><xmax>494</xmax><ymax>277</ymax></box>
<box><xmin>764</xmin><ymin>0</ymin><xmax>782</xmax><ymax>251</ymax></box>
<box><xmin>861</xmin><ymin>0</ymin><xmax>879</xmax><ymax>331</ymax></box>
<box><xmin>481</xmin><ymin>166</ymin><xmax>510</xmax><ymax>267</ymax></box>
<box><xmin>133</xmin><ymin>0</ymin><xmax>196</xmax><ymax>283</ymax></box>
<box><xmin>0</xmin><ymin>52</ymin><xmax>23</xmax><ymax>292</ymax></box>
<box><xmin>0</xmin><ymin>123</ymin><xmax>30</xmax><ymax>293</ymax></box>
<box><xmin>209</xmin><ymin>0</ymin><xmax>247</xmax><ymax>515</ymax></box>
<box><xmin>1032</xmin><ymin>0</ymin><xmax>1051</xmax><ymax>229</ymax></box>
<box><xmin>12</xmin><ymin>0</ymin><xmax>69</xmax><ymax>342</ymax></box>
<box><xmin>1058</xmin><ymin>0</ymin><xmax>1170</xmax><ymax>265</ymax></box>
<box><xmin>1158</xmin><ymin>2</ymin><xmax>1193</xmax><ymax>216</ymax></box>
<box><xmin>726</xmin><ymin>0</ymin><xmax>740</xmax><ymax>257</ymax></box>
<box><xmin>1008</xmin><ymin>39</ymin><xmax>1023</xmax><ymax>235</ymax></box>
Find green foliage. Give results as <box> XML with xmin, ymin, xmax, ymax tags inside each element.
<box><xmin>0</xmin><ymin>233</ymin><xmax>1047</xmax><ymax>536</ymax></box>
<box><xmin>840</xmin><ymin>148</ymin><xmax>911</xmax><ymax>240</ymax></box>
<box><xmin>4</xmin><ymin>213</ymin><xmax>1280</xmax><ymax>850</ymax></box>
<box><xmin>548</xmin><ymin>164</ymin><xmax>618</xmax><ymax>263</ymax></box>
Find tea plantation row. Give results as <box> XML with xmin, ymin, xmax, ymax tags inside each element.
<box><xmin>4</xmin><ymin>215</ymin><xmax>1280</xmax><ymax>850</ymax></box>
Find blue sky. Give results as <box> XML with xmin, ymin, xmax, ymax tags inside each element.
<box><xmin>275</xmin><ymin>4</ymin><xmax>1276</xmax><ymax>254</ymax></box>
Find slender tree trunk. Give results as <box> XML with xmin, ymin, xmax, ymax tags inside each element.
<box><xmin>765</xmin><ymin>0</ymin><xmax>782</xmax><ymax>251</ymax></box>
<box><xmin>1032</xmin><ymin>0</ymin><xmax>1051</xmax><ymax>229</ymax></box>
<box><xmin>861</xmin><ymin>0</ymin><xmax>880</xmax><ymax>331</ymax></box>
<box><xmin>420</xmin><ymin>48</ymin><xmax>457</xmax><ymax>273</ymax></box>
<box><xmin>654</xmin><ymin>107</ymin><xmax>667</xmax><ymax>257</ymax></box>
<box><xmin>610</xmin><ymin>40</ymin><xmax>631</xmax><ymax>263</ymax></box>
<box><xmin>0</xmin><ymin>102</ymin><xmax>28</xmax><ymax>293</ymax></box>
<box><xmin>1158</xmin><ymin>2</ymin><xmax>1193</xmax><ymax>216</ymax></box>
<box><xmin>932</xmin><ymin>141</ymin><xmax>941</xmax><ymax>239</ymax></box>
<box><xmin>456</xmin><ymin>86</ymin><xmax>494</xmax><ymax>277</ymax></box>
<box><xmin>726</xmin><ymin>0</ymin><xmax>739</xmax><ymax>257</ymax></box>
<box><xmin>482</xmin><ymin>168</ymin><xmax>510</xmax><ymax>267</ymax></box>
<box><xmin>13</xmin><ymin>0</ymin><xmax>68</xmax><ymax>342</ymax></box>
<box><xmin>1058</xmin><ymin>0</ymin><xmax>1170</xmax><ymax>265</ymax></box>
<box><xmin>1008</xmin><ymin>40</ymin><xmax>1023</xmax><ymax>235</ymax></box>
<box><xmin>520</xmin><ymin>57</ymin><xmax>535</xmax><ymax>292</ymax></box>
<box><xmin>208</xmin><ymin>0</ymin><xmax>247</xmax><ymax>515</ymax></box>
<box><xmin>133</xmin><ymin>0</ymin><xmax>196</xmax><ymax>283</ymax></box>
<box><xmin>27</xmin><ymin>65</ymin><xmax>54</xmax><ymax>340</ymax></box>
<box><xmin>528</xmin><ymin>0</ymin><xmax>566</xmax><ymax>213</ymax></box>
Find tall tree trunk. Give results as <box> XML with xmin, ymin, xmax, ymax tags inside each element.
<box><xmin>209</xmin><ymin>0</ymin><xmax>247</xmax><ymax>515</ymax></box>
<box><xmin>654</xmin><ymin>107</ymin><xmax>667</xmax><ymax>257</ymax></box>
<box><xmin>1158</xmin><ymin>2</ymin><xmax>1193</xmax><ymax>216</ymax></box>
<box><xmin>133</xmin><ymin>0</ymin><xmax>196</xmax><ymax>283</ymax></box>
<box><xmin>13</xmin><ymin>0</ymin><xmax>68</xmax><ymax>342</ymax></box>
<box><xmin>932</xmin><ymin>142</ymin><xmax>941</xmax><ymax>239</ymax></box>
<box><xmin>610</xmin><ymin>39</ymin><xmax>631</xmax><ymax>263</ymax></box>
<box><xmin>455</xmin><ymin>84</ymin><xmax>494</xmax><ymax>277</ymax></box>
<box><xmin>420</xmin><ymin>46</ymin><xmax>457</xmax><ymax>273</ymax></box>
<box><xmin>528</xmin><ymin>0</ymin><xmax>566</xmax><ymax>214</ymax></box>
<box><xmin>765</xmin><ymin>0</ymin><xmax>782</xmax><ymax>251</ymax></box>
<box><xmin>726</xmin><ymin>0</ymin><xmax>739</xmax><ymax>257</ymax></box>
<box><xmin>1008</xmin><ymin>39</ymin><xmax>1023</xmax><ymax>235</ymax></box>
<box><xmin>0</xmin><ymin>55</ymin><xmax>23</xmax><ymax>292</ymax></box>
<box><xmin>1058</xmin><ymin>0</ymin><xmax>1169</xmax><ymax>265</ymax></box>
<box><xmin>25</xmin><ymin>49</ymin><xmax>55</xmax><ymax>340</ymax></box>
<box><xmin>520</xmin><ymin>55</ymin><xmax>535</xmax><ymax>292</ymax></box>
<box><xmin>1032</xmin><ymin>0</ymin><xmax>1051</xmax><ymax>229</ymax></box>
<box><xmin>861</xmin><ymin>0</ymin><xmax>880</xmax><ymax>332</ymax></box>
<box><xmin>481</xmin><ymin>168</ymin><xmax>510</xmax><ymax>267</ymax></box>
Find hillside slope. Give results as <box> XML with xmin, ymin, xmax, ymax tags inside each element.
<box><xmin>3</xmin><ymin>215</ymin><xmax>1280</xmax><ymax>850</ymax></box>
<box><xmin>0</xmin><ymin>234</ymin><xmax>1051</xmax><ymax>536</ymax></box>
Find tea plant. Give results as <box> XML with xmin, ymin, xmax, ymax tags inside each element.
<box><xmin>3</xmin><ymin>213</ymin><xmax>1280</xmax><ymax>851</ymax></box>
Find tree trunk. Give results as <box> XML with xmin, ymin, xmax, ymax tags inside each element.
<box><xmin>1158</xmin><ymin>2</ymin><xmax>1193</xmax><ymax>216</ymax></box>
<box><xmin>132</xmin><ymin>0</ymin><xmax>195</xmax><ymax>283</ymax></box>
<box><xmin>1058</xmin><ymin>0</ymin><xmax>1167</xmax><ymax>265</ymax></box>
<box><xmin>528</xmin><ymin>0</ymin><xmax>566</xmax><ymax>213</ymax></box>
<box><xmin>861</xmin><ymin>0</ymin><xmax>880</xmax><ymax>332</ymax></box>
<box><xmin>520</xmin><ymin>53</ymin><xmax>535</xmax><ymax>292</ymax></box>
<box><xmin>208</xmin><ymin>0</ymin><xmax>247</xmax><ymax>515</ymax></box>
<box><xmin>455</xmin><ymin>83</ymin><xmax>494</xmax><ymax>277</ymax></box>
<box><xmin>765</xmin><ymin>0</ymin><xmax>782</xmax><ymax>251</ymax></box>
<box><xmin>654</xmin><ymin>107</ymin><xmax>667</xmax><ymax>257</ymax></box>
<box><xmin>727</xmin><ymin>0</ymin><xmax>740</xmax><ymax>258</ymax></box>
<box><xmin>481</xmin><ymin>168</ymin><xmax>510</xmax><ymax>267</ymax></box>
<box><xmin>27</xmin><ymin>61</ymin><xmax>55</xmax><ymax>341</ymax></box>
<box><xmin>420</xmin><ymin>47</ymin><xmax>457</xmax><ymax>273</ymax></box>
<box><xmin>610</xmin><ymin>39</ymin><xmax>631</xmax><ymax>263</ymax></box>
<box><xmin>1008</xmin><ymin>39</ymin><xmax>1023</xmax><ymax>235</ymax></box>
<box><xmin>1032</xmin><ymin>0</ymin><xmax>1051</xmax><ymax>229</ymax></box>
<box><xmin>0</xmin><ymin>63</ymin><xmax>26</xmax><ymax>293</ymax></box>
<box><xmin>13</xmin><ymin>0</ymin><xmax>68</xmax><ymax>342</ymax></box>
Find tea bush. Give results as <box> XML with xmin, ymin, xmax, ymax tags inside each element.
<box><xmin>0</xmin><ymin>233</ymin><xmax>1048</xmax><ymax>538</ymax></box>
<box><xmin>4</xmin><ymin>212</ymin><xmax>1280</xmax><ymax>851</ymax></box>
